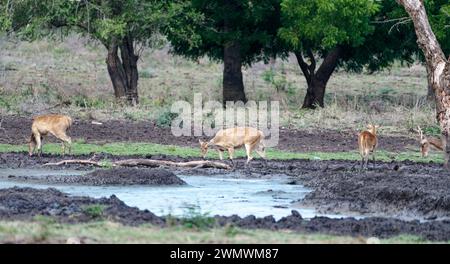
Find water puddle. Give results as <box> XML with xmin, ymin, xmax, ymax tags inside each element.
<box><xmin>0</xmin><ymin>168</ymin><xmax>341</xmax><ymax>220</ymax></box>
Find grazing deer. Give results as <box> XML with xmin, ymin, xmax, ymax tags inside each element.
<box><xmin>29</xmin><ymin>114</ymin><xmax>73</xmax><ymax>156</ymax></box>
<box><xmin>417</xmin><ymin>126</ymin><xmax>443</xmax><ymax>157</ymax></box>
<box><xmin>358</xmin><ymin>124</ymin><xmax>379</xmax><ymax>169</ymax></box>
<box><xmin>199</xmin><ymin>127</ymin><xmax>266</xmax><ymax>168</ymax></box>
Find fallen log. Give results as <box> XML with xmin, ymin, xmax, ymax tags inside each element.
<box><xmin>43</xmin><ymin>158</ymin><xmax>232</xmax><ymax>170</ymax></box>
<box><xmin>42</xmin><ymin>159</ymin><xmax>102</xmax><ymax>167</ymax></box>
<box><xmin>114</xmin><ymin>159</ymin><xmax>232</xmax><ymax>169</ymax></box>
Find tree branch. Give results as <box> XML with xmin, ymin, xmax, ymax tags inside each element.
<box><xmin>294</xmin><ymin>51</ymin><xmax>311</xmax><ymax>83</ymax></box>
<box><xmin>315</xmin><ymin>46</ymin><xmax>343</xmax><ymax>83</ymax></box>
<box><xmin>306</xmin><ymin>48</ymin><xmax>316</xmax><ymax>74</ymax></box>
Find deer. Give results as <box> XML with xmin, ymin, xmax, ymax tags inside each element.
<box><xmin>199</xmin><ymin>127</ymin><xmax>267</xmax><ymax>168</ymax></box>
<box><xmin>358</xmin><ymin>124</ymin><xmax>379</xmax><ymax>169</ymax></box>
<box><xmin>29</xmin><ymin>114</ymin><xmax>73</xmax><ymax>157</ymax></box>
<box><xmin>417</xmin><ymin>126</ymin><xmax>443</xmax><ymax>157</ymax></box>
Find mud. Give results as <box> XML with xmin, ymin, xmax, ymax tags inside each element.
<box><xmin>1</xmin><ymin>187</ymin><xmax>450</xmax><ymax>241</ymax></box>
<box><xmin>3</xmin><ymin>167</ymin><xmax>186</xmax><ymax>186</ymax></box>
<box><xmin>0</xmin><ymin>115</ymin><xmax>416</xmax><ymax>152</ymax></box>
<box><xmin>0</xmin><ymin>187</ymin><xmax>164</xmax><ymax>226</ymax></box>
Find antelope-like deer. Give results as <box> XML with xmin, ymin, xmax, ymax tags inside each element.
<box><xmin>417</xmin><ymin>126</ymin><xmax>443</xmax><ymax>157</ymax></box>
<box><xmin>358</xmin><ymin>124</ymin><xmax>379</xmax><ymax>169</ymax></box>
<box><xmin>29</xmin><ymin>114</ymin><xmax>73</xmax><ymax>156</ymax></box>
<box><xmin>199</xmin><ymin>127</ymin><xmax>266</xmax><ymax>168</ymax></box>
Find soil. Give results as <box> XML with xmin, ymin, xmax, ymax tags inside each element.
<box><xmin>0</xmin><ymin>115</ymin><xmax>417</xmax><ymax>152</ymax></box>
<box><xmin>3</xmin><ymin>167</ymin><xmax>187</xmax><ymax>186</ymax></box>
<box><xmin>0</xmin><ymin>187</ymin><xmax>450</xmax><ymax>241</ymax></box>
<box><xmin>0</xmin><ymin>187</ymin><xmax>164</xmax><ymax>226</ymax></box>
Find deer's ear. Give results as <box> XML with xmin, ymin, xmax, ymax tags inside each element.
<box><xmin>199</xmin><ymin>139</ymin><xmax>203</xmax><ymax>145</ymax></box>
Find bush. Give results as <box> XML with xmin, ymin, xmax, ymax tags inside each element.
<box><xmin>156</xmin><ymin>108</ymin><xmax>178</xmax><ymax>128</ymax></box>
<box><xmin>83</xmin><ymin>204</ymin><xmax>105</xmax><ymax>219</ymax></box>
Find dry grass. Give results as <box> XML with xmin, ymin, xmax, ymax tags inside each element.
<box><xmin>0</xmin><ymin>34</ymin><xmax>436</xmax><ymax>135</ymax></box>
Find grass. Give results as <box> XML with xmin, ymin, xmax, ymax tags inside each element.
<box><xmin>0</xmin><ymin>220</ymin><xmax>444</xmax><ymax>244</ymax></box>
<box><xmin>0</xmin><ymin>35</ymin><xmax>437</xmax><ymax>134</ymax></box>
<box><xmin>0</xmin><ymin>142</ymin><xmax>443</xmax><ymax>163</ymax></box>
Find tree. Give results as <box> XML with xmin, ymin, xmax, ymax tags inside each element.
<box><xmin>5</xmin><ymin>0</ymin><xmax>174</xmax><ymax>105</ymax></box>
<box><xmin>279</xmin><ymin>0</ymin><xmax>379</xmax><ymax>108</ymax></box>
<box><xmin>279</xmin><ymin>0</ymin><xmax>450</xmax><ymax>109</ymax></box>
<box><xmin>397</xmin><ymin>0</ymin><xmax>450</xmax><ymax>168</ymax></box>
<box><xmin>165</xmin><ymin>0</ymin><xmax>282</xmax><ymax>104</ymax></box>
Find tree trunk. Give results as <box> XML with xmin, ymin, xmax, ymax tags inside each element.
<box><xmin>295</xmin><ymin>47</ymin><xmax>343</xmax><ymax>109</ymax></box>
<box><xmin>223</xmin><ymin>41</ymin><xmax>247</xmax><ymax>104</ymax></box>
<box><xmin>398</xmin><ymin>0</ymin><xmax>450</xmax><ymax>168</ymax></box>
<box><xmin>120</xmin><ymin>35</ymin><xmax>139</xmax><ymax>105</ymax></box>
<box><xmin>106</xmin><ymin>42</ymin><xmax>127</xmax><ymax>102</ymax></box>
<box><xmin>303</xmin><ymin>78</ymin><xmax>326</xmax><ymax>108</ymax></box>
<box><xmin>425</xmin><ymin>63</ymin><xmax>434</xmax><ymax>100</ymax></box>
<box><xmin>104</xmin><ymin>37</ymin><xmax>140</xmax><ymax>106</ymax></box>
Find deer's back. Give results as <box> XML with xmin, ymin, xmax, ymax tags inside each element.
<box><xmin>358</xmin><ymin>131</ymin><xmax>377</xmax><ymax>150</ymax></box>
<box><xmin>213</xmin><ymin>127</ymin><xmax>263</xmax><ymax>147</ymax></box>
<box><xmin>32</xmin><ymin>114</ymin><xmax>72</xmax><ymax>134</ymax></box>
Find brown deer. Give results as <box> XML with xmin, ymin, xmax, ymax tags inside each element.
<box><xmin>417</xmin><ymin>126</ymin><xmax>443</xmax><ymax>157</ymax></box>
<box><xmin>29</xmin><ymin>114</ymin><xmax>73</xmax><ymax>156</ymax></box>
<box><xmin>199</xmin><ymin>127</ymin><xmax>266</xmax><ymax>168</ymax></box>
<box><xmin>358</xmin><ymin>124</ymin><xmax>379</xmax><ymax>169</ymax></box>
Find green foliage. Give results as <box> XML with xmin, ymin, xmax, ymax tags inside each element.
<box><xmin>6</xmin><ymin>0</ymin><xmax>170</xmax><ymax>47</ymax></box>
<box><xmin>181</xmin><ymin>205</ymin><xmax>215</xmax><ymax>230</ymax></box>
<box><xmin>280</xmin><ymin>0</ymin><xmax>379</xmax><ymax>50</ymax></box>
<box><xmin>423</xmin><ymin>126</ymin><xmax>441</xmax><ymax>137</ymax></box>
<box><xmin>83</xmin><ymin>204</ymin><xmax>105</xmax><ymax>219</ymax></box>
<box><xmin>165</xmin><ymin>0</ymin><xmax>283</xmax><ymax>65</ymax></box>
<box><xmin>262</xmin><ymin>69</ymin><xmax>293</xmax><ymax>93</ymax></box>
<box><xmin>156</xmin><ymin>108</ymin><xmax>178</xmax><ymax>128</ymax></box>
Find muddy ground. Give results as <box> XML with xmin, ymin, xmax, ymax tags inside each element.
<box><xmin>0</xmin><ymin>187</ymin><xmax>450</xmax><ymax>241</ymax></box>
<box><xmin>1</xmin><ymin>153</ymin><xmax>450</xmax><ymax>222</ymax></box>
<box><xmin>1</xmin><ymin>153</ymin><xmax>450</xmax><ymax>219</ymax></box>
<box><xmin>4</xmin><ymin>167</ymin><xmax>186</xmax><ymax>186</ymax></box>
<box><xmin>0</xmin><ymin>115</ymin><xmax>416</xmax><ymax>152</ymax></box>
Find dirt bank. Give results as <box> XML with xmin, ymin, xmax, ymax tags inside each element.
<box><xmin>0</xmin><ymin>187</ymin><xmax>164</xmax><ymax>226</ymax></box>
<box><xmin>0</xmin><ymin>115</ymin><xmax>416</xmax><ymax>152</ymax></box>
<box><xmin>1</xmin><ymin>187</ymin><xmax>449</xmax><ymax>241</ymax></box>
<box><xmin>3</xmin><ymin>167</ymin><xmax>186</xmax><ymax>186</ymax></box>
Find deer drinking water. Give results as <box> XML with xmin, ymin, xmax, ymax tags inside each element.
<box><xmin>199</xmin><ymin>127</ymin><xmax>266</xmax><ymax>168</ymax></box>
<box><xmin>29</xmin><ymin>114</ymin><xmax>73</xmax><ymax>156</ymax></box>
<box><xmin>358</xmin><ymin>124</ymin><xmax>379</xmax><ymax>169</ymax></box>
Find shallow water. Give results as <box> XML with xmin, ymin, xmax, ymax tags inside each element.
<box><xmin>0</xmin><ymin>168</ymin><xmax>341</xmax><ymax>219</ymax></box>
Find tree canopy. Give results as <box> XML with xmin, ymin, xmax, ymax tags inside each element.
<box><xmin>166</xmin><ymin>0</ymin><xmax>283</xmax><ymax>103</ymax></box>
<box><xmin>4</xmin><ymin>0</ymin><xmax>186</xmax><ymax>105</ymax></box>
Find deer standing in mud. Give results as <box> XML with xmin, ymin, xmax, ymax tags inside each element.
<box><xmin>417</xmin><ymin>126</ymin><xmax>443</xmax><ymax>157</ymax></box>
<box><xmin>358</xmin><ymin>124</ymin><xmax>379</xmax><ymax>169</ymax></box>
<box><xmin>29</xmin><ymin>114</ymin><xmax>73</xmax><ymax>156</ymax></box>
<box><xmin>199</xmin><ymin>127</ymin><xmax>267</xmax><ymax>168</ymax></box>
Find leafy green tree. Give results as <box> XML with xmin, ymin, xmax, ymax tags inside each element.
<box><xmin>165</xmin><ymin>0</ymin><xmax>282</xmax><ymax>103</ymax></box>
<box><xmin>4</xmin><ymin>0</ymin><xmax>184</xmax><ymax>105</ymax></box>
<box><xmin>279</xmin><ymin>0</ymin><xmax>450</xmax><ymax>109</ymax></box>
<box><xmin>279</xmin><ymin>0</ymin><xmax>379</xmax><ymax>108</ymax></box>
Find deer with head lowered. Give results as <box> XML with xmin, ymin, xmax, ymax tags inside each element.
<box><xmin>199</xmin><ymin>127</ymin><xmax>267</xmax><ymax>168</ymax></box>
<box><xmin>29</xmin><ymin>114</ymin><xmax>73</xmax><ymax>156</ymax></box>
<box><xmin>417</xmin><ymin>126</ymin><xmax>443</xmax><ymax>157</ymax></box>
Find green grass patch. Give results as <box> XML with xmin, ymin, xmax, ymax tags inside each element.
<box><xmin>0</xmin><ymin>142</ymin><xmax>443</xmax><ymax>163</ymax></box>
<box><xmin>0</xmin><ymin>220</ymin><xmax>445</xmax><ymax>244</ymax></box>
